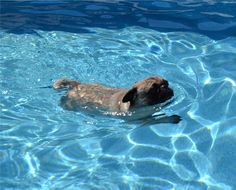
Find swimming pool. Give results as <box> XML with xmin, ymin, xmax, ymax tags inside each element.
<box><xmin>0</xmin><ymin>1</ymin><xmax>236</xmax><ymax>190</ymax></box>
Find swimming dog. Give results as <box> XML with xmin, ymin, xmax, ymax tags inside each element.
<box><xmin>53</xmin><ymin>76</ymin><xmax>180</xmax><ymax>123</ymax></box>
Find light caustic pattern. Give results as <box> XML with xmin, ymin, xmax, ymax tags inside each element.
<box><xmin>0</xmin><ymin>27</ymin><xmax>236</xmax><ymax>190</ymax></box>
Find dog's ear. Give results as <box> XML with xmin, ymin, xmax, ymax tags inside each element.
<box><xmin>122</xmin><ymin>88</ymin><xmax>137</xmax><ymax>103</ymax></box>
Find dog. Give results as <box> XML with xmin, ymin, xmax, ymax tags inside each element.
<box><xmin>53</xmin><ymin>76</ymin><xmax>181</xmax><ymax>123</ymax></box>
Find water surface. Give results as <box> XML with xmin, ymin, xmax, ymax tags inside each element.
<box><xmin>1</xmin><ymin>1</ymin><xmax>236</xmax><ymax>190</ymax></box>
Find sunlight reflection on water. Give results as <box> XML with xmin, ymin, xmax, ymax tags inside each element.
<box><xmin>0</xmin><ymin>27</ymin><xmax>236</xmax><ymax>190</ymax></box>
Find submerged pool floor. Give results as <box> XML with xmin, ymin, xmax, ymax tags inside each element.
<box><xmin>1</xmin><ymin>27</ymin><xmax>236</xmax><ymax>190</ymax></box>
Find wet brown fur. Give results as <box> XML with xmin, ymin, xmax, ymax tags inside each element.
<box><xmin>53</xmin><ymin>76</ymin><xmax>174</xmax><ymax>112</ymax></box>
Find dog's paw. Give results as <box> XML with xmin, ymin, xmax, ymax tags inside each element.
<box><xmin>150</xmin><ymin>114</ymin><xmax>182</xmax><ymax>124</ymax></box>
<box><xmin>169</xmin><ymin>115</ymin><xmax>182</xmax><ymax>124</ymax></box>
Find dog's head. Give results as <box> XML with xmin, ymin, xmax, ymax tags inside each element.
<box><xmin>122</xmin><ymin>76</ymin><xmax>174</xmax><ymax>107</ymax></box>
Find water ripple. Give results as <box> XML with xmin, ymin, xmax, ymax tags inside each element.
<box><xmin>1</xmin><ymin>27</ymin><xmax>236</xmax><ymax>189</ymax></box>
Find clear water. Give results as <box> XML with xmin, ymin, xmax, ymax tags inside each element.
<box><xmin>1</xmin><ymin>1</ymin><xmax>236</xmax><ymax>190</ymax></box>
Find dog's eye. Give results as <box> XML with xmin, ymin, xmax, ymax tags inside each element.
<box><xmin>160</xmin><ymin>84</ymin><xmax>166</xmax><ymax>88</ymax></box>
<box><xmin>160</xmin><ymin>81</ymin><xmax>169</xmax><ymax>89</ymax></box>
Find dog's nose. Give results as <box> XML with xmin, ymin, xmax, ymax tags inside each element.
<box><xmin>164</xmin><ymin>86</ymin><xmax>173</xmax><ymax>97</ymax></box>
<box><xmin>169</xmin><ymin>88</ymin><xmax>174</xmax><ymax>97</ymax></box>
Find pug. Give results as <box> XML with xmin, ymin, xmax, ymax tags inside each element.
<box><xmin>53</xmin><ymin>76</ymin><xmax>181</xmax><ymax>123</ymax></box>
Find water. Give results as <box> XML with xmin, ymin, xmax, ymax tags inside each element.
<box><xmin>1</xmin><ymin>1</ymin><xmax>236</xmax><ymax>190</ymax></box>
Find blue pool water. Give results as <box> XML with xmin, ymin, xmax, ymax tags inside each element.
<box><xmin>1</xmin><ymin>1</ymin><xmax>236</xmax><ymax>190</ymax></box>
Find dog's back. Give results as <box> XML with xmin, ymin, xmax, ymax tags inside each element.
<box><xmin>53</xmin><ymin>79</ymin><xmax>129</xmax><ymax>111</ymax></box>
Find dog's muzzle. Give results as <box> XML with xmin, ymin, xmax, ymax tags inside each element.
<box><xmin>159</xmin><ymin>87</ymin><xmax>174</xmax><ymax>103</ymax></box>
